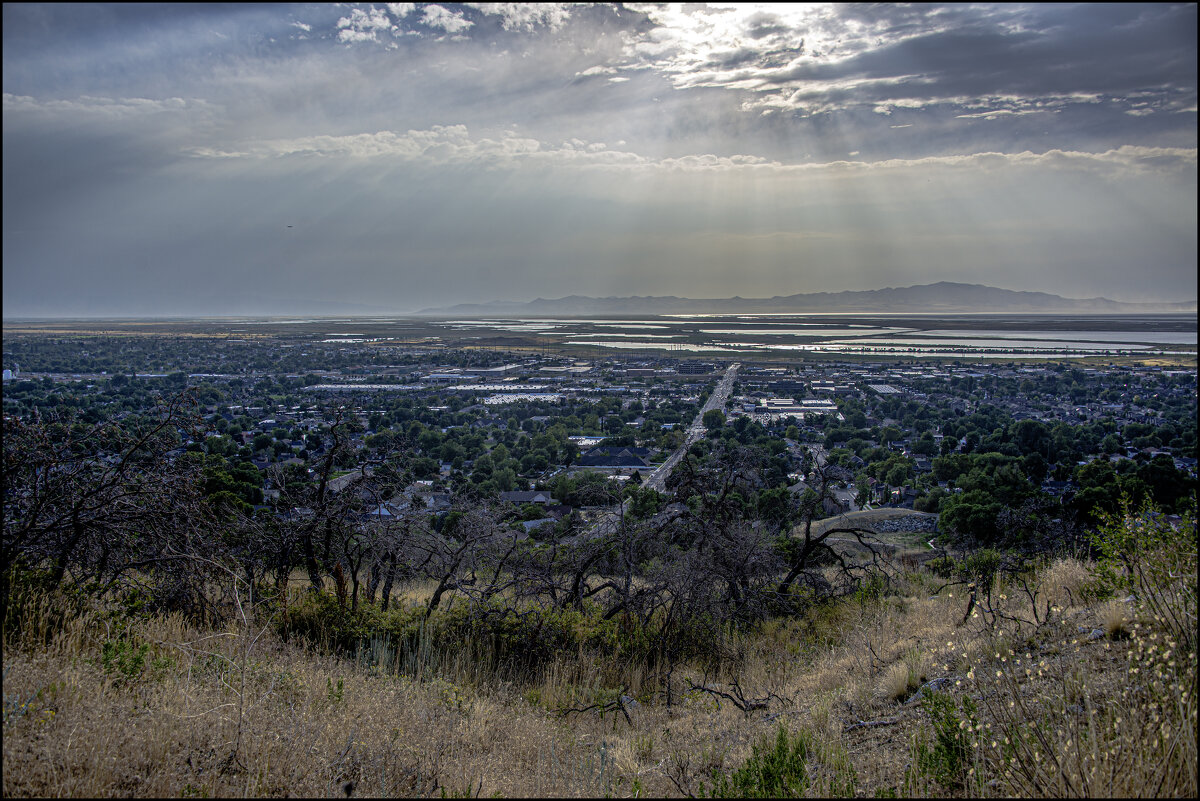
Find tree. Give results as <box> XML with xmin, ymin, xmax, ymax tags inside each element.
<box><xmin>1136</xmin><ymin>455</ymin><xmax>1196</xmax><ymax>513</ymax></box>
<box><xmin>756</xmin><ymin>486</ymin><xmax>792</xmax><ymax>533</ymax></box>
<box><xmin>269</xmin><ymin>411</ymin><xmax>363</xmax><ymax>593</ymax></box>
<box><xmin>1012</xmin><ymin>419</ymin><xmax>1050</xmax><ymax>456</ymax></box>
<box><xmin>884</xmin><ymin>461</ymin><xmax>911</xmax><ymax>490</ymax></box>
<box><xmin>625</xmin><ymin>484</ymin><xmax>662</xmax><ymax>520</ymax></box>
<box><xmin>940</xmin><ymin>489</ymin><xmax>1004</xmax><ymax>545</ymax></box>
<box><xmin>1022</xmin><ymin>452</ymin><xmax>1049</xmax><ymax>485</ymax></box>
<box><xmin>914</xmin><ymin>486</ymin><xmax>946</xmax><ymax>513</ymax></box>
<box><xmin>703</xmin><ymin>409</ymin><xmax>726</xmax><ymax>431</ymax></box>
<box><xmin>879</xmin><ymin>425</ymin><xmax>903</xmax><ymax>448</ymax></box>
<box><xmin>3</xmin><ymin>391</ymin><xmax>228</xmax><ymax>620</ymax></box>
<box><xmin>1071</xmin><ymin>459</ymin><xmax>1123</xmax><ymax>521</ymax></box>
<box><xmin>413</xmin><ymin>504</ymin><xmax>512</xmax><ymax>618</ymax></box>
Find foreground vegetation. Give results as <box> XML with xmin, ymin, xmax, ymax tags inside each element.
<box><xmin>4</xmin><ymin>502</ymin><xmax>1194</xmax><ymax>797</ymax></box>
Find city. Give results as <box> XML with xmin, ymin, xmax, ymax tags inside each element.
<box><xmin>5</xmin><ymin>329</ymin><xmax>1194</xmax><ymax>535</ymax></box>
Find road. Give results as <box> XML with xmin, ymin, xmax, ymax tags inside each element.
<box><xmin>572</xmin><ymin>363</ymin><xmax>741</xmax><ymax>541</ymax></box>
<box><xmin>643</xmin><ymin>362</ymin><xmax>740</xmax><ymax>492</ymax></box>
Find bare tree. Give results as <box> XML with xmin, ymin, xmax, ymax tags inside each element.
<box><xmin>3</xmin><ymin>391</ymin><xmax>241</xmax><ymax>622</ymax></box>
<box><xmin>774</xmin><ymin>456</ymin><xmax>888</xmax><ymax>604</ymax></box>
<box><xmin>267</xmin><ymin>410</ymin><xmax>364</xmax><ymax>594</ymax></box>
<box><xmin>411</xmin><ymin>504</ymin><xmax>506</xmax><ymax>618</ymax></box>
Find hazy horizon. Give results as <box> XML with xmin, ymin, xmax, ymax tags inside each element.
<box><xmin>4</xmin><ymin>3</ymin><xmax>1197</xmax><ymax>318</ymax></box>
<box><xmin>4</xmin><ymin>280</ymin><xmax>1200</xmax><ymax>321</ymax></box>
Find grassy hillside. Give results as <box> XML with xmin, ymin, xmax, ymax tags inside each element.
<box><xmin>4</xmin><ymin>506</ymin><xmax>1194</xmax><ymax>798</ymax></box>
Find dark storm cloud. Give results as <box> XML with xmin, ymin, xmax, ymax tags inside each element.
<box><xmin>629</xmin><ymin>3</ymin><xmax>1195</xmax><ymax>131</ymax></box>
<box><xmin>791</xmin><ymin>4</ymin><xmax>1195</xmax><ymax>102</ymax></box>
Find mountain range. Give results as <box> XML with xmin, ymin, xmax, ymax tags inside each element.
<box><xmin>417</xmin><ymin>282</ymin><xmax>1197</xmax><ymax>317</ymax></box>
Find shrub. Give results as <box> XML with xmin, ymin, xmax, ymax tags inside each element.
<box><xmin>2</xmin><ymin>567</ymin><xmax>77</xmax><ymax>650</ymax></box>
<box><xmin>100</xmin><ymin>639</ymin><xmax>150</xmax><ymax>685</ymax></box>
<box><xmin>878</xmin><ymin>649</ymin><xmax>928</xmax><ymax>703</ymax></box>
<box><xmin>1089</xmin><ymin>498</ymin><xmax>1196</xmax><ymax>649</ymax></box>
<box><xmin>279</xmin><ymin>590</ymin><xmax>694</xmax><ymax>686</ymax></box>
<box><xmin>702</xmin><ymin>725</ymin><xmax>812</xmax><ymax>798</ymax></box>
<box><xmin>925</xmin><ymin>555</ymin><xmax>957</xmax><ymax>579</ymax></box>
<box><xmin>877</xmin><ymin>662</ymin><xmax>912</xmax><ymax>703</ymax></box>
<box><xmin>909</xmin><ymin>691</ymin><xmax>979</xmax><ymax>794</ymax></box>
<box><xmin>1100</xmin><ymin>600</ymin><xmax>1132</xmax><ymax>639</ymax></box>
<box><xmin>960</xmin><ymin>548</ymin><xmax>1002</xmax><ymax>587</ymax></box>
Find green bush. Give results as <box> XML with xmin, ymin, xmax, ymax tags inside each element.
<box><xmin>279</xmin><ymin>587</ymin><xmax>741</xmax><ymax>689</ymax></box>
<box><xmin>1089</xmin><ymin>497</ymin><xmax>1197</xmax><ymax>649</ymax></box>
<box><xmin>277</xmin><ymin>591</ymin><xmax>423</xmax><ymax>652</ymax></box>
<box><xmin>959</xmin><ymin>548</ymin><xmax>1002</xmax><ymax>587</ymax></box>
<box><xmin>2</xmin><ymin>566</ymin><xmax>75</xmax><ymax>649</ymax></box>
<box><xmin>925</xmin><ymin>555</ymin><xmax>957</xmax><ymax>579</ymax></box>
<box><xmin>854</xmin><ymin>573</ymin><xmax>890</xmax><ymax>606</ymax></box>
<box><xmin>702</xmin><ymin>725</ymin><xmax>813</xmax><ymax>798</ymax></box>
<box><xmin>101</xmin><ymin>639</ymin><xmax>150</xmax><ymax>684</ymax></box>
<box><xmin>909</xmin><ymin>691</ymin><xmax>979</xmax><ymax>794</ymax></box>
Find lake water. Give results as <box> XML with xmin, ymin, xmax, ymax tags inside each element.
<box><xmin>428</xmin><ymin>314</ymin><xmax>1196</xmax><ymax>358</ymax></box>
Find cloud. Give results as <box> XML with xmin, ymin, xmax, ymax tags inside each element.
<box><xmin>465</xmin><ymin>3</ymin><xmax>572</xmax><ymax>32</ymax></box>
<box><xmin>326</xmin><ymin>2</ymin><xmax>572</xmax><ymax>47</ymax></box>
<box><xmin>336</xmin><ymin>6</ymin><xmax>395</xmax><ymax>44</ymax></box>
<box><xmin>610</xmin><ymin>3</ymin><xmax>1196</xmax><ymax>124</ymax></box>
<box><xmin>421</xmin><ymin>4</ymin><xmax>473</xmax><ymax>34</ymax></box>
<box><xmin>181</xmin><ymin>120</ymin><xmax>1196</xmax><ymax>180</ymax></box>
<box><xmin>955</xmin><ymin>108</ymin><xmax>1045</xmax><ymax>120</ymax></box>
<box><xmin>180</xmin><ymin>124</ymin><xmax>772</xmax><ymax>171</ymax></box>
<box><xmin>263</xmin><ymin>3</ymin><xmax>1191</xmax><ymax>163</ymax></box>
<box><xmin>576</xmin><ymin>64</ymin><xmax>617</xmax><ymax>77</ymax></box>
<box><xmin>3</xmin><ymin>3</ymin><xmax>1194</xmax><ymax>316</ymax></box>
<box><xmin>3</xmin><ymin>92</ymin><xmax>200</xmax><ymax>118</ymax></box>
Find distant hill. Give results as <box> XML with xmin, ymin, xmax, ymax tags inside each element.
<box><xmin>417</xmin><ymin>282</ymin><xmax>1197</xmax><ymax>316</ymax></box>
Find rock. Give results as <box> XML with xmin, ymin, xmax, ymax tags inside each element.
<box><xmin>904</xmin><ymin>677</ymin><xmax>953</xmax><ymax>706</ymax></box>
<box><xmin>871</xmin><ymin>515</ymin><xmax>939</xmax><ymax>534</ymax></box>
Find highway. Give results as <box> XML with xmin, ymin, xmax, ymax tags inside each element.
<box><xmin>643</xmin><ymin>362</ymin><xmax>740</xmax><ymax>492</ymax></box>
<box><xmin>573</xmin><ymin>363</ymin><xmax>740</xmax><ymax>540</ymax></box>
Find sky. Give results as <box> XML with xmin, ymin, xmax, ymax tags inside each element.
<box><xmin>3</xmin><ymin>2</ymin><xmax>1197</xmax><ymax>317</ymax></box>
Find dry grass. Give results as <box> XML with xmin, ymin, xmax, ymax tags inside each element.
<box><xmin>2</xmin><ymin>606</ymin><xmax>630</xmax><ymax>797</ymax></box>
<box><xmin>4</xmin><ymin>552</ymin><xmax>1194</xmax><ymax>798</ymax></box>
<box><xmin>877</xmin><ymin>661</ymin><xmax>914</xmax><ymax>702</ymax></box>
<box><xmin>1101</xmin><ymin>600</ymin><xmax>1133</xmax><ymax>639</ymax></box>
<box><xmin>1040</xmin><ymin>556</ymin><xmax>1091</xmax><ymax>610</ymax></box>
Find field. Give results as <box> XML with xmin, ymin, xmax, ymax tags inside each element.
<box><xmin>3</xmin><ymin>312</ymin><xmax>1195</xmax><ymax>797</ymax></box>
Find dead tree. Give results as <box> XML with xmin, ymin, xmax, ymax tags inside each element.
<box><xmin>268</xmin><ymin>410</ymin><xmax>362</xmax><ymax>594</ymax></box>
<box><xmin>3</xmin><ymin>391</ymin><xmax>239</xmax><ymax>622</ymax></box>
<box><xmin>5</xmin><ymin>393</ymin><xmax>198</xmax><ymax>583</ymax></box>
<box><xmin>775</xmin><ymin>459</ymin><xmax>889</xmax><ymax>603</ymax></box>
